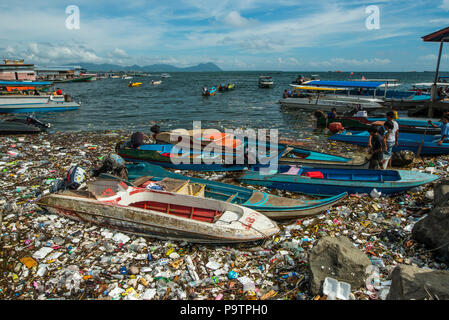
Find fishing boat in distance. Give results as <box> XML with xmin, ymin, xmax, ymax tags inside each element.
<box><xmin>37</xmin><ymin>178</ymin><xmax>279</xmax><ymax>243</ymax></box>
<box><xmin>238</xmin><ymin>166</ymin><xmax>439</xmax><ymax>196</ymax></box>
<box><xmin>202</xmin><ymin>86</ymin><xmax>217</xmax><ymax>96</ymax></box>
<box><xmin>150</xmin><ymin>80</ymin><xmax>162</xmax><ymax>85</ymax></box>
<box><xmin>128</xmin><ymin>82</ymin><xmax>142</xmax><ymax>87</ymax></box>
<box><xmin>124</xmin><ymin>162</ymin><xmax>348</xmax><ymax>220</ymax></box>
<box><xmin>259</xmin><ymin>76</ymin><xmax>274</xmax><ymax>88</ymax></box>
<box><xmin>0</xmin><ymin>81</ymin><xmax>80</xmax><ymax>113</ymax></box>
<box><xmin>161</xmin><ymin>73</ymin><xmax>171</xmax><ymax>78</ymax></box>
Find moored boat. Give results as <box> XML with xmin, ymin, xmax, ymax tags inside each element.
<box><xmin>37</xmin><ymin>179</ymin><xmax>279</xmax><ymax>243</ymax></box>
<box><xmin>259</xmin><ymin>76</ymin><xmax>274</xmax><ymax>88</ymax></box>
<box><xmin>125</xmin><ymin>162</ymin><xmax>348</xmax><ymax>220</ymax></box>
<box><xmin>329</xmin><ymin>130</ymin><xmax>449</xmax><ymax>155</ymax></box>
<box><xmin>237</xmin><ymin>165</ymin><xmax>439</xmax><ymax>196</ymax></box>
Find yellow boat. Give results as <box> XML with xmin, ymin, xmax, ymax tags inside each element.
<box><xmin>128</xmin><ymin>82</ymin><xmax>142</xmax><ymax>87</ymax></box>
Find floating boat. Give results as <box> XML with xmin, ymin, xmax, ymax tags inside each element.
<box><xmin>161</xmin><ymin>73</ymin><xmax>171</xmax><ymax>78</ymax></box>
<box><xmin>124</xmin><ymin>162</ymin><xmax>347</xmax><ymax>220</ymax></box>
<box><xmin>329</xmin><ymin>130</ymin><xmax>449</xmax><ymax>155</ymax></box>
<box><xmin>0</xmin><ymin>115</ymin><xmax>50</xmax><ymax>134</ymax></box>
<box><xmin>237</xmin><ymin>165</ymin><xmax>439</xmax><ymax>196</ymax></box>
<box><xmin>202</xmin><ymin>86</ymin><xmax>216</xmax><ymax>96</ymax></box>
<box><xmin>53</xmin><ymin>75</ymin><xmax>93</xmax><ymax>83</ymax></box>
<box><xmin>279</xmin><ymin>82</ymin><xmax>384</xmax><ymax>112</ymax></box>
<box><xmin>37</xmin><ymin>179</ymin><xmax>279</xmax><ymax>243</ymax></box>
<box><xmin>116</xmin><ymin>143</ymin><xmax>284</xmax><ymax>171</ymax></box>
<box><xmin>128</xmin><ymin>82</ymin><xmax>142</xmax><ymax>87</ymax></box>
<box><xmin>150</xmin><ymin>80</ymin><xmax>162</xmax><ymax>85</ymax></box>
<box><xmin>0</xmin><ymin>81</ymin><xmax>80</xmax><ymax>113</ymax></box>
<box><xmin>259</xmin><ymin>76</ymin><xmax>274</xmax><ymax>88</ymax></box>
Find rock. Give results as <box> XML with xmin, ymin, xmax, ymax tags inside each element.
<box><xmin>412</xmin><ymin>206</ymin><xmax>449</xmax><ymax>263</ymax></box>
<box><xmin>433</xmin><ymin>178</ymin><xmax>449</xmax><ymax>207</ymax></box>
<box><xmin>387</xmin><ymin>264</ymin><xmax>449</xmax><ymax>300</ymax></box>
<box><xmin>391</xmin><ymin>150</ymin><xmax>414</xmax><ymax>167</ymax></box>
<box><xmin>308</xmin><ymin>236</ymin><xmax>371</xmax><ymax>294</ymax></box>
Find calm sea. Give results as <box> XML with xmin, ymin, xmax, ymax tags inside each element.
<box><xmin>27</xmin><ymin>71</ymin><xmax>449</xmax><ymax>138</ymax></box>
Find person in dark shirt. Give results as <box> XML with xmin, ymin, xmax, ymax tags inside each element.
<box><xmin>368</xmin><ymin>125</ymin><xmax>384</xmax><ymax>169</ymax></box>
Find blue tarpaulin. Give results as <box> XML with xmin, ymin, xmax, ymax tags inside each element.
<box><xmin>305</xmin><ymin>80</ymin><xmax>385</xmax><ymax>89</ymax></box>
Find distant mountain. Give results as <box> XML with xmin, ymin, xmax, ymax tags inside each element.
<box><xmin>68</xmin><ymin>62</ymin><xmax>222</xmax><ymax>72</ymax></box>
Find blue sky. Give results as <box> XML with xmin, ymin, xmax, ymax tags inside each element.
<box><xmin>1</xmin><ymin>0</ymin><xmax>449</xmax><ymax>71</ymax></box>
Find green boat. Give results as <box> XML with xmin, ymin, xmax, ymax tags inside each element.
<box><xmin>125</xmin><ymin>162</ymin><xmax>347</xmax><ymax>220</ymax></box>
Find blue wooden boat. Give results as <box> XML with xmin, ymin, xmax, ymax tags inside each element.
<box><xmin>329</xmin><ymin>130</ymin><xmax>449</xmax><ymax>155</ymax></box>
<box><xmin>116</xmin><ymin>143</ymin><xmax>285</xmax><ymax>171</ymax></box>
<box><xmin>237</xmin><ymin>165</ymin><xmax>439</xmax><ymax>196</ymax></box>
<box><xmin>367</xmin><ymin>118</ymin><xmax>441</xmax><ymax>128</ymax></box>
<box><xmin>125</xmin><ymin>162</ymin><xmax>347</xmax><ymax>220</ymax></box>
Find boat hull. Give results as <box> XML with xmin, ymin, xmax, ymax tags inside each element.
<box><xmin>126</xmin><ymin>162</ymin><xmax>347</xmax><ymax>220</ymax></box>
<box><xmin>279</xmin><ymin>97</ymin><xmax>382</xmax><ymax>112</ymax></box>
<box><xmin>0</xmin><ymin>102</ymin><xmax>80</xmax><ymax>113</ymax></box>
<box><xmin>238</xmin><ymin>167</ymin><xmax>438</xmax><ymax>196</ymax></box>
<box><xmin>37</xmin><ymin>186</ymin><xmax>279</xmax><ymax>244</ymax></box>
<box><xmin>329</xmin><ymin>130</ymin><xmax>449</xmax><ymax>155</ymax></box>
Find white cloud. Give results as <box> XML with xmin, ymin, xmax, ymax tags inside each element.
<box><xmin>222</xmin><ymin>11</ymin><xmax>252</xmax><ymax>27</ymax></box>
<box><xmin>440</xmin><ymin>0</ymin><xmax>449</xmax><ymax>11</ymax></box>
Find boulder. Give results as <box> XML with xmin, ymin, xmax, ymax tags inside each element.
<box><xmin>411</xmin><ymin>206</ymin><xmax>449</xmax><ymax>263</ymax></box>
<box><xmin>433</xmin><ymin>178</ymin><xmax>449</xmax><ymax>208</ymax></box>
<box><xmin>387</xmin><ymin>264</ymin><xmax>449</xmax><ymax>300</ymax></box>
<box><xmin>391</xmin><ymin>150</ymin><xmax>414</xmax><ymax>167</ymax></box>
<box><xmin>308</xmin><ymin>236</ymin><xmax>371</xmax><ymax>294</ymax></box>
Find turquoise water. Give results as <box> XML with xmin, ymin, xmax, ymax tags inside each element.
<box><xmin>23</xmin><ymin>71</ymin><xmax>449</xmax><ymax>137</ymax></box>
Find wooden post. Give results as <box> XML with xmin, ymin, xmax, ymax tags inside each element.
<box><xmin>429</xmin><ymin>41</ymin><xmax>444</xmax><ymax>117</ymax></box>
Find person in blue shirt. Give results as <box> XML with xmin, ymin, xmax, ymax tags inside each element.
<box><xmin>327</xmin><ymin>108</ymin><xmax>337</xmax><ymax>119</ymax></box>
<box><xmin>428</xmin><ymin>115</ymin><xmax>449</xmax><ymax>145</ymax></box>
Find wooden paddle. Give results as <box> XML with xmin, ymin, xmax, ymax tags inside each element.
<box><xmin>416</xmin><ymin>122</ymin><xmax>430</xmax><ymax>160</ymax></box>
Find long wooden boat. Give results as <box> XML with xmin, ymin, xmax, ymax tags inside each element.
<box><xmin>237</xmin><ymin>165</ymin><xmax>439</xmax><ymax>196</ymax></box>
<box><xmin>53</xmin><ymin>75</ymin><xmax>93</xmax><ymax>83</ymax></box>
<box><xmin>124</xmin><ymin>162</ymin><xmax>347</xmax><ymax>220</ymax></box>
<box><xmin>329</xmin><ymin>130</ymin><xmax>449</xmax><ymax>155</ymax></box>
<box><xmin>155</xmin><ymin>129</ymin><xmax>370</xmax><ymax>169</ymax></box>
<box><xmin>314</xmin><ymin>111</ymin><xmax>441</xmax><ymax>134</ymax></box>
<box><xmin>37</xmin><ymin>179</ymin><xmax>279</xmax><ymax>244</ymax></box>
<box><xmin>116</xmin><ymin>143</ymin><xmax>284</xmax><ymax>171</ymax></box>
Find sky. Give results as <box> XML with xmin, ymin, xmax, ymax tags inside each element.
<box><xmin>1</xmin><ymin>0</ymin><xmax>449</xmax><ymax>71</ymax></box>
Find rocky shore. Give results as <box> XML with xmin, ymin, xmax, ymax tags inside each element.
<box><xmin>1</xmin><ymin>130</ymin><xmax>448</xmax><ymax>300</ymax></box>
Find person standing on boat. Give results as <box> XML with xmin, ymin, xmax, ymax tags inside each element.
<box><xmin>384</xmin><ymin>112</ymin><xmax>399</xmax><ymax>167</ymax></box>
<box><xmin>382</xmin><ymin>120</ymin><xmax>395</xmax><ymax>169</ymax></box>
<box><xmin>56</xmin><ymin>88</ymin><xmax>63</xmax><ymax>95</ymax></box>
<box><xmin>368</xmin><ymin>125</ymin><xmax>384</xmax><ymax>169</ymax></box>
<box><xmin>428</xmin><ymin>115</ymin><xmax>449</xmax><ymax>145</ymax></box>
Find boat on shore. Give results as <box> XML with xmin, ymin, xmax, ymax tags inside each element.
<box><xmin>329</xmin><ymin>130</ymin><xmax>449</xmax><ymax>155</ymax></box>
<box><xmin>259</xmin><ymin>76</ymin><xmax>274</xmax><ymax>88</ymax></box>
<box><xmin>124</xmin><ymin>162</ymin><xmax>348</xmax><ymax>220</ymax></box>
<box><xmin>237</xmin><ymin>165</ymin><xmax>439</xmax><ymax>196</ymax></box>
<box><xmin>314</xmin><ymin>111</ymin><xmax>441</xmax><ymax>135</ymax></box>
<box><xmin>0</xmin><ymin>115</ymin><xmax>50</xmax><ymax>134</ymax></box>
<box><xmin>116</xmin><ymin>143</ymin><xmax>285</xmax><ymax>171</ymax></box>
<box><xmin>37</xmin><ymin>178</ymin><xmax>279</xmax><ymax>243</ymax></box>
<box><xmin>155</xmin><ymin>128</ymin><xmax>369</xmax><ymax>169</ymax></box>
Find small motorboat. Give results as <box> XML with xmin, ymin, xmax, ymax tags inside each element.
<box><xmin>238</xmin><ymin>165</ymin><xmax>439</xmax><ymax>196</ymax></box>
<box><xmin>150</xmin><ymin>80</ymin><xmax>162</xmax><ymax>85</ymax></box>
<box><xmin>161</xmin><ymin>73</ymin><xmax>171</xmax><ymax>78</ymax></box>
<box><xmin>37</xmin><ymin>179</ymin><xmax>279</xmax><ymax>243</ymax></box>
<box><xmin>202</xmin><ymin>86</ymin><xmax>217</xmax><ymax>96</ymax></box>
<box><xmin>125</xmin><ymin>162</ymin><xmax>348</xmax><ymax>220</ymax></box>
<box><xmin>258</xmin><ymin>76</ymin><xmax>274</xmax><ymax>88</ymax></box>
<box><xmin>128</xmin><ymin>82</ymin><xmax>142</xmax><ymax>87</ymax></box>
